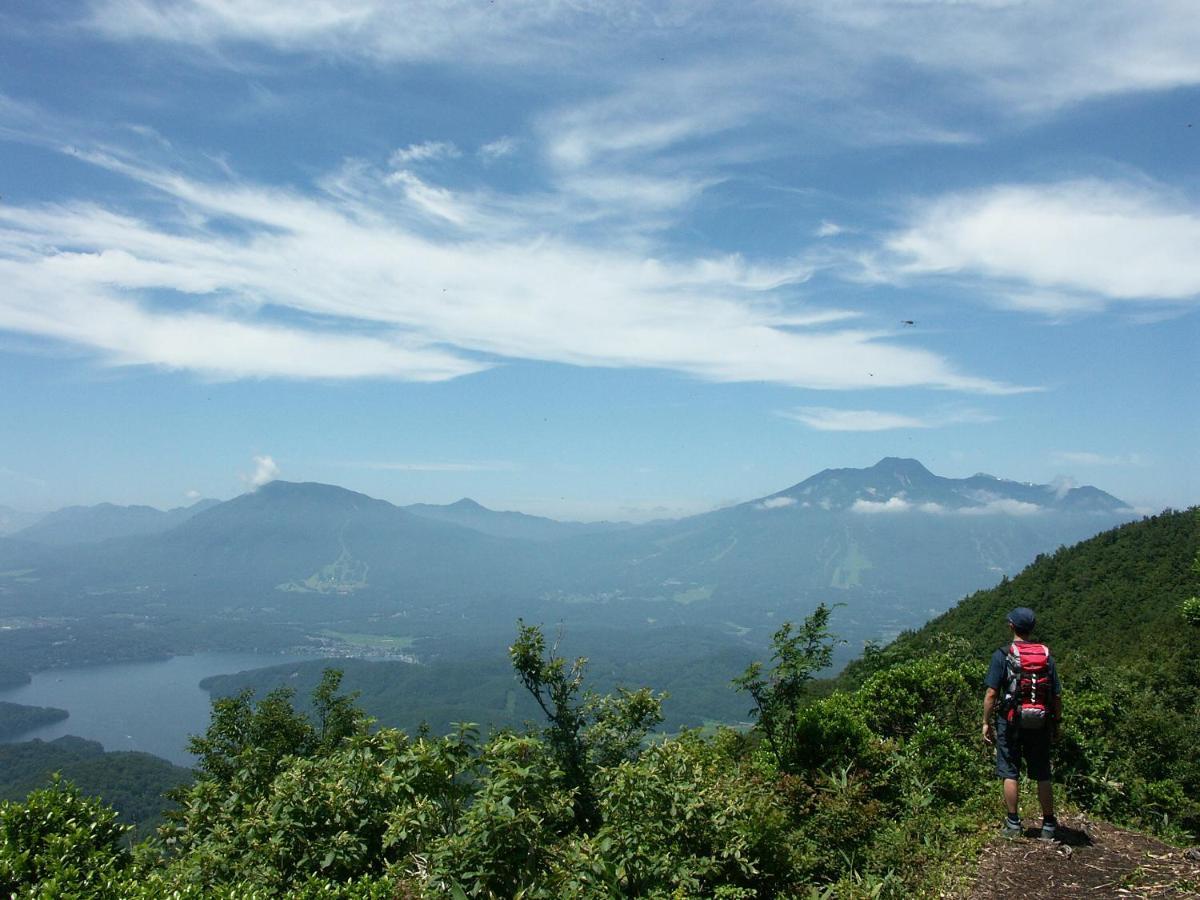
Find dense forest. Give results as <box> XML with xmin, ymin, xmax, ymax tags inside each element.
<box><xmin>0</xmin><ymin>701</ymin><xmax>67</xmax><ymax>740</ymax></box>
<box><xmin>199</xmin><ymin>627</ymin><xmax>756</xmax><ymax>735</ymax></box>
<box><xmin>0</xmin><ymin>736</ymin><xmax>193</xmax><ymax>841</ymax></box>
<box><xmin>1</xmin><ymin>509</ymin><xmax>1196</xmax><ymax>898</ymax></box>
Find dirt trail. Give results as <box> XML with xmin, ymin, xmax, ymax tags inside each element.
<box><xmin>963</xmin><ymin>815</ymin><xmax>1200</xmax><ymax>898</ymax></box>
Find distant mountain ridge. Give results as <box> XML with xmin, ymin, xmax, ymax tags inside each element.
<box><xmin>13</xmin><ymin>498</ymin><xmax>220</xmax><ymax>545</ymax></box>
<box><xmin>403</xmin><ymin>497</ymin><xmax>630</xmax><ymax>542</ymax></box>
<box><xmin>759</xmin><ymin>457</ymin><xmax>1130</xmax><ymax>515</ymax></box>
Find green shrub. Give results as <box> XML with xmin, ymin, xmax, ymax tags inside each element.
<box><xmin>896</xmin><ymin>716</ymin><xmax>984</xmax><ymax>805</ymax></box>
<box><xmin>855</xmin><ymin>652</ymin><xmax>982</xmax><ymax>742</ymax></box>
<box><xmin>428</xmin><ymin>733</ymin><xmax>574</xmax><ymax>898</ymax></box>
<box><xmin>1182</xmin><ymin>596</ymin><xmax>1200</xmax><ymax>626</ymax></box>
<box><xmin>788</xmin><ymin>765</ymin><xmax>886</xmax><ymax>884</ymax></box>
<box><xmin>545</xmin><ymin>732</ymin><xmax>795</xmax><ymax>897</ymax></box>
<box><xmin>0</xmin><ymin>778</ymin><xmax>131</xmax><ymax>898</ymax></box>
<box><xmin>786</xmin><ymin>692</ymin><xmax>879</xmax><ymax>777</ymax></box>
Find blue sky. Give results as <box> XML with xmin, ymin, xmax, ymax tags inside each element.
<box><xmin>1</xmin><ymin>1</ymin><xmax>1197</xmax><ymax>520</ymax></box>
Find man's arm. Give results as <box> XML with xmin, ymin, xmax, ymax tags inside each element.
<box><xmin>982</xmin><ymin>686</ymin><xmax>998</xmax><ymax>744</ymax></box>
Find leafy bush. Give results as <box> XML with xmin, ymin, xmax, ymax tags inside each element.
<box><xmin>0</xmin><ymin>778</ymin><xmax>130</xmax><ymax>898</ymax></box>
<box><xmin>1182</xmin><ymin>596</ymin><xmax>1200</xmax><ymax>626</ymax></box>
<box><xmin>428</xmin><ymin>733</ymin><xmax>574</xmax><ymax>898</ymax></box>
<box><xmin>854</xmin><ymin>648</ymin><xmax>981</xmax><ymax>742</ymax></box>
<box><xmin>569</xmin><ymin>732</ymin><xmax>793</xmax><ymax>897</ymax></box>
<box><xmin>787</xmin><ymin>692</ymin><xmax>880</xmax><ymax>777</ymax></box>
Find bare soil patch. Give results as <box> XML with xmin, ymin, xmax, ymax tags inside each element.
<box><xmin>964</xmin><ymin>815</ymin><xmax>1200</xmax><ymax>898</ymax></box>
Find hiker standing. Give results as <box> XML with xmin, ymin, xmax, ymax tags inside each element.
<box><xmin>981</xmin><ymin>606</ymin><xmax>1062</xmax><ymax>839</ymax></box>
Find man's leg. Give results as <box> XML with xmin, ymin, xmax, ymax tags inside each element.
<box><xmin>1036</xmin><ymin>779</ymin><xmax>1054</xmax><ymax>819</ymax></box>
<box><xmin>1004</xmin><ymin>778</ymin><xmax>1020</xmax><ymax>815</ymax></box>
<box><xmin>996</xmin><ymin>719</ymin><xmax>1023</xmax><ymax>835</ymax></box>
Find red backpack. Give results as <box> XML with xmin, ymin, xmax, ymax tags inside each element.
<box><xmin>1003</xmin><ymin>641</ymin><xmax>1052</xmax><ymax>730</ymax></box>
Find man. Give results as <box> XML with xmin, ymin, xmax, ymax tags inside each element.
<box><xmin>982</xmin><ymin>606</ymin><xmax>1062</xmax><ymax>840</ymax></box>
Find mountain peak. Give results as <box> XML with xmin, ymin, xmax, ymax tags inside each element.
<box><xmin>247</xmin><ymin>480</ymin><xmax>380</xmax><ymax>508</ymax></box>
<box><xmin>759</xmin><ymin>458</ymin><xmax>1129</xmax><ymax>517</ymax></box>
<box><xmin>870</xmin><ymin>457</ymin><xmax>934</xmax><ymax>478</ymax></box>
<box><xmin>448</xmin><ymin>498</ymin><xmax>488</xmax><ymax>511</ymax></box>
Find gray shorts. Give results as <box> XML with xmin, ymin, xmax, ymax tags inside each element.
<box><xmin>995</xmin><ymin>716</ymin><xmax>1052</xmax><ymax>781</ymax></box>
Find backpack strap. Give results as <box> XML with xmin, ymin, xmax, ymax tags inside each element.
<box><xmin>1001</xmin><ymin>644</ymin><xmax>1021</xmax><ymax>720</ymax></box>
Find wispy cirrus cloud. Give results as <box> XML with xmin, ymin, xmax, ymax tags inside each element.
<box><xmin>886</xmin><ymin>180</ymin><xmax>1200</xmax><ymax>310</ymax></box>
<box><xmin>0</xmin><ymin>116</ymin><xmax>1016</xmax><ymax>393</ymax></box>
<box><xmin>85</xmin><ymin>2</ymin><xmax>1200</xmax><ymax>116</ymax></box>
<box><xmin>779</xmin><ymin>407</ymin><xmax>997</xmax><ymax>432</ymax></box>
<box><xmin>478</xmin><ymin>137</ymin><xmax>519</xmax><ymax>162</ymax></box>
<box><xmin>390</xmin><ymin>141</ymin><xmax>461</xmax><ymax>167</ymax></box>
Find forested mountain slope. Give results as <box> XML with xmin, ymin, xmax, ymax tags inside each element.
<box><xmin>839</xmin><ymin>507</ymin><xmax>1200</xmax><ymax>685</ymax></box>
<box><xmin>0</xmin><ymin>736</ymin><xmax>192</xmax><ymax>840</ymax></box>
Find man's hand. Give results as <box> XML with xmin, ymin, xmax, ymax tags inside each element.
<box><xmin>982</xmin><ymin>721</ymin><xmax>994</xmax><ymax>745</ymax></box>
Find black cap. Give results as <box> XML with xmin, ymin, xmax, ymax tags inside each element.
<box><xmin>1007</xmin><ymin>607</ymin><xmax>1036</xmax><ymax>634</ymax></box>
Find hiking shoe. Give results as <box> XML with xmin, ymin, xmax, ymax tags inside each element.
<box><xmin>1001</xmin><ymin>818</ymin><xmax>1022</xmax><ymax>839</ymax></box>
<box><xmin>1040</xmin><ymin>820</ymin><xmax>1057</xmax><ymax>842</ymax></box>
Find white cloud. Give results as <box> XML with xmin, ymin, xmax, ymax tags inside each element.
<box><xmin>0</xmin><ymin>137</ymin><xmax>1016</xmax><ymax>392</ymax></box>
<box><xmin>850</xmin><ymin>497</ymin><xmax>913</xmax><ymax>514</ymax></box>
<box><xmin>1051</xmin><ymin>451</ymin><xmax>1146</xmax><ymax>467</ymax></box>
<box><xmin>85</xmin><ymin>2</ymin><xmax>1200</xmax><ymax>116</ymax></box>
<box><xmin>851</xmin><ymin>495</ymin><xmax>1041</xmax><ymax>516</ymax></box>
<box><xmin>888</xmin><ymin>180</ymin><xmax>1200</xmax><ymax>306</ymax></box>
<box><xmin>245</xmin><ymin>455</ymin><xmax>279</xmax><ymax>489</ymax></box>
<box><xmin>184</xmin><ymin>489</ymin><xmax>201</xmax><ymax>499</ymax></box>
<box><xmin>1048</xmin><ymin>475</ymin><xmax>1077</xmax><ymax>500</ymax></box>
<box><xmin>834</xmin><ymin>2</ymin><xmax>1200</xmax><ymax>111</ymax></box>
<box><xmin>479</xmin><ymin>137</ymin><xmax>518</xmax><ymax>161</ymax></box>
<box><xmin>959</xmin><ymin>499</ymin><xmax>1043</xmax><ymax>516</ymax></box>
<box><xmin>815</xmin><ymin>221</ymin><xmax>845</xmax><ymax>238</ymax></box>
<box><xmin>779</xmin><ymin>407</ymin><xmax>997</xmax><ymax>432</ymax></box>
<box><xmin>755</xmin><ymin>496</ymin><xmax>797</xmax><ymax>510</ymax></box>
<box><xmin>389</xmin><ymin>141</ymin><xmax>460</xmax><ymax>166</ymax></box>
<box><xmin>86</xmin><ymin>0</ymin><xmax>606</xmax><ymax>66</ymax></box>
<box><xmin>998</xmin><ymin>291</ymin><xmax>1106</xmax><ymax>317</ymax></box>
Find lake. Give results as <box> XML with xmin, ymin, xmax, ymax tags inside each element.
<box><xmin>0</xmin><ymin>651</ymin><xmax>317</xmax><ymax>767</ymax></box>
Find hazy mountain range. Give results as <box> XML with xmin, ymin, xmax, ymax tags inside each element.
<box><xmin>0</xmin><ymin>460</ymin><xmax>1135</xmax><ymax>650</ymax></box>
<box><xmin>8</xmin><ymin>499</ymin><xmax>221</xmax><ymax>545</ymax></box>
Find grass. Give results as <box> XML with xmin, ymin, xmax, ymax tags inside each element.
<box><xmin>319</xmin><ymin>631</ymin><xmax>415</xmax><ymax>650</ymax></box>
<box><xmin>672</xmin><ymin>585</ymin><xmax>714</xmax><ymax>605</ymax></box>
<box><xmin>830</xmin><ymin>541</ymin><xmax>872</xmax><ymax>589</ymax></box>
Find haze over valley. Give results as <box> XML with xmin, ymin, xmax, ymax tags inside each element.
<box><xmin>0</xmin><ymin>457</ymin><xmax>1139</xmax><ymax>749</ymax></box>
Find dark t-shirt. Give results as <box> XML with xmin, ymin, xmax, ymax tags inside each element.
<box><xmin>985</xmin><ymin>642</ymin><xmax>1061</xmax><ymax>695</ymax></box>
